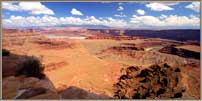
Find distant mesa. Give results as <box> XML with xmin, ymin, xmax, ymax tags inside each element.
<box><xmin>159</xmin><ymin>45</ymin><xmax>200</xmax><ymax>60</ymax></box>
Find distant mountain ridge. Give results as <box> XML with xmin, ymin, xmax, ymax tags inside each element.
<box><xmin>2</xmin><ymin>27</ymin><xmax>200</xmax><ymax>42</ymax></box>
<box><xmin>88</xmin><ymin>29</ymin><xmax>200</xmax><ymax>41</ymax></box>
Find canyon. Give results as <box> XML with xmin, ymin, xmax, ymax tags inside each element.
<box><xmin>2</xmin><ymin>28</ymin><xmax>200</xmax><ymax>99</ymax></box>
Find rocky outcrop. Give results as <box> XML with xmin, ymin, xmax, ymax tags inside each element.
<box><xmin>3</xmin><ymin>29</ymin><xmax>20</xmax><ymax>33</ymax></box>
<box><xmin>113</xmin><ymin>63</ymin><xmax>185</xmax><ymax>99</ymax></box>
<box><xmin>159</xmin><ymin>45</ymin><xmax>200</xmax><ymax>60</ymax></box>
<box><xmin>59</xmin><ymin>86</ymin><xmax>111</xmax><ymax>99</ymax></box>
<box><xmin>87</xmin><ymin>29</ymin><xmax>200</xmax><ymax>41</ymax></box>
<box><xmin>34</xmin><ymin>39</ymin><xmax>75</xmax><ymax>50</ymax></box>
<box><xmin>101</xmin><ymin>46</ymin><xmax>144</xmax><ymax>55</ymax></box>
<box><xmin>99</xmin><ymin>46</ymin><xmax>144</xmax><ymax>59</ymax></box>
<box><xmin>184</xmin><ymin>40</ymin><xmax>200</xmax><ymax>46</ymax></box>
<box><xmin>109</xmin><ymin>46</ymin><xmax>144</xmax><ymax>51</ymax></box>
<box><xmin>3</xmin><ymin>76</ymin><xmax>60</xmax><ymax>99</ymax></box>
<box><xmin>86</xmin><ymin>36</ymin><xmax>140</xmax><ymax>40</ymax></box>
<box><xmin>2</xmin><ymin>54</ymin><xmax>27</xmax><ymax>78</ymax></box>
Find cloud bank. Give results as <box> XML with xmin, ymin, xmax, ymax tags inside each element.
<box><xmin>3</xmin><ymin>14</ymin><xmax>199</xmax><ymax>29</ymax></box>
<box><xmin>2</xmin><ymin>2</ymin><xmax>200</xmax><ymax>29</ymax></box>
<box><xmin>2</xmin><ymin>2</ymin><xmax>54</xmax><ymax>15</ymax></box>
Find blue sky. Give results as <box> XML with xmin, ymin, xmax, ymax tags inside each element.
<box><xmin>2</xmin><ymin>1</ymin><xmax>200</xmax><ymax>29</ymax></box>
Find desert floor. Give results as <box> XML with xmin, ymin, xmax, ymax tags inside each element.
<box><xmin>2</xmin><ymin>33</ymin><xmax>200</xmax><ymax>98</ymax></box>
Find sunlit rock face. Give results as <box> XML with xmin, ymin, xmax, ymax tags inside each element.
<box><xmin>3</xmin><ymin>76</ymin><xmax>60</xmax><ymax>99</ymax></box>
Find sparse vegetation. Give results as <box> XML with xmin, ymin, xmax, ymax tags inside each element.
<box><xmin>15</xmin><ymin>56</ymin><xmax>45</xmax><ymax>79</ymax></box>
<box><xmin>173</xmin><ymin>92</ymin><xmax>183</xmax><ymax>98</ymax></box>
<box><xmin>157</xmin><ymin>88</ymin><xmax>166</xmax><ymax>96</ymax></box>
<box><xmin>133</xmin><ymin>92</ymin><xmax>141</xmax><ymax>99</ymax></box>
<box><xmin>175</xmin><ymin>68</ymin><xmax>181</xmax><ymax>72</ymax></box>
<box><xmin>2</xmin><ymin>49</ymin><xmax>10</xmax><ymax>56</ymax></box>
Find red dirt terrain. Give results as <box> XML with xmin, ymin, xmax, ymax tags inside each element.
<box><xmin>2</xmin><ymin>28</ymin><xmax>200</xmax><ymax>99</ymax></box>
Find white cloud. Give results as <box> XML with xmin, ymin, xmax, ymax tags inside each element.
<box><xmin>99</xmin><ymin>17</ymin><xmax>103</xmax><ymax>20</ymax></box>
<box><xmin>114</xmin><ymin>12</ymin><xmax>126</xmax><ymax>17</ymax></box>
<box><xmin>71</xmin><ymin>8</ymin><xmax>83</xmax><ymax>16</ymax></box>
<box><xmin>146</xmin><ymin>3</ymin><xmax>174</xmax><ymax>11</ymax></box>
<box><xmin>117</xmin><ymin>6</ymin><xmax>124</xmax><ymax>11</ymax></box>
<box><xmin>101</xmin><ymin>2</ymin><xmax>112</xmax><ymax>3</ymax></box>
<box><xmin>116</xmin><ymin>4</ymin><xmax>125</xmax><ymax>17</ymax></box>
<box><xmin>136</xmin><ymin>9</ymin><xmax>145</xmax><ymax>15</ymax></box>
<box><xmin>130</xmin><ymin>14</ymin><xmax>199</xmax><ymax>29</ymax></box>
<box><xmin>185</xmin><ymin>2</ymin><xmax>200</xmax><ymax>12</ymax></box>
<box><xmin>114</xmin><ymin>14</ymin><xmax>126</xmax><ymax>17</ymax></box>
<box><xmin>3</xmin><ymin>14</ymin><xmax>199</xmax><ymax>29</ymax></box>
<box><xmin>148</xmin><ymin>1</ymin><xmax>179</xmax><ymax>6</ymax></box>
<box><xmin>3</xmin><ymin>15</ymin><xmax>127</xmax><ymax>28</ymax></box>
<box><xmin>105</xmin><ymin>17</ymin><xmax>127</xmax><ymax>28</ymax></box>
<box><xmin>118</xmin><ymin>3</ymin><xmax>123</xmax><ymax>5</ymax></box>
<box><xmin>2</xmin><ymin>2</ymin><xmax>54</xmax><ymax>15</ymax></box>
<box><xmin>2</xmin><ymin>2</ymin><xmax>20</xmax><ymax>11</ymax></box>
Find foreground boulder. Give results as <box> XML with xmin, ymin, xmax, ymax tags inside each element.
<box><xmin>2</xmin><ymin>76</ymin><xmax>60</xmax><ymax>99</ymax></box>
<box><xmin>59</xmin><ymin>86</ymin><xmax>111</xmax><ymax>99</ymax></box>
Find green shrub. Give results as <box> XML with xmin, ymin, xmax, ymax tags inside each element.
<box><xmin>173</xmin><ymin>92</ymin><xmax>182</xmax><ymax>98</ymax></box>
<box><xmin>157</xmin><ymin>88</ymin><xmax>166</xmax><ymax>96</ymax></box>
<box><xmin>2</xmin><ymin>49</ymin><xmax>10</xmax><ymax>56</ymax></box>
<box><xmin>16</xmin><ymin>56</ymin><xmax>45</xmax><ymax>79</ymax></box>
<box><xmin>175</xmin><ymin>77</ymin><xmax>179</xmax><ymax>85</ymax></box>
<box><xmin>133</xmin><ymin>92</ymin><xmax>141</xmax><ymax>99</ymax></box>
<box><xmin>175</xmin><ymin>68</ymin><xmax>181</xmax><ymax>72</ymax></box>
